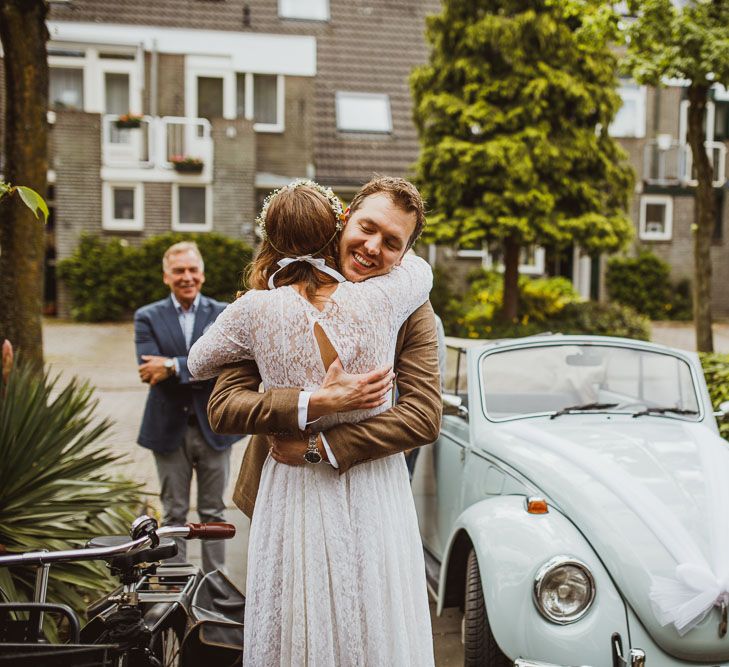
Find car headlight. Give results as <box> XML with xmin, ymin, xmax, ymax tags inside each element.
<box><xmin>533</xmin><ymin>556</ymin><xmax>595</xmax><ymax>624</ymax></box>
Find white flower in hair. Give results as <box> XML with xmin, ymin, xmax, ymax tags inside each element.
<box><xmin>256</xmin><ymin>179</ymin><xmax>345</xmax><ymax>241</ymax></box>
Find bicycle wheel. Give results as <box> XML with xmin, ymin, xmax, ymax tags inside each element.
<box><xmin>148</xmin><ymin>609</ymin><xmax>186</xmax><ymax>667</ymax></box>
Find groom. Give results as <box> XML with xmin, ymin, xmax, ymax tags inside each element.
<box><xmin>207</xmin><ymin>176</ymin><xmax>442</xmax><ymax>517</ymax></box>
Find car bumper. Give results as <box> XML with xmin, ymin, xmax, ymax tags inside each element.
<box><xmin>514</xmin><ymin>645</ymin><xmax>646</xmax><ymax>667</ymax></box>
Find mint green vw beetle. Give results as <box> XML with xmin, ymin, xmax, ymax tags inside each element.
<box><xmin>412</xmin><ymin>335</ymin><xmax>729</xmax><ymax>667</ymax></box>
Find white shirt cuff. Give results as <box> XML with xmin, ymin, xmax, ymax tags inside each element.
<box><xmin>297</xmin><ymin>391</ymin><xmax>312</xmax><ymax>431</ymax></box>
<box><xmin>320</xmin><ymin>432</ymin><xmax>339</xmax><ymax>469</ymax></box>
<box><xmin>173</xmin><ymin>358</ymin><xmax>181</xmax><ymax>375</ymax></box>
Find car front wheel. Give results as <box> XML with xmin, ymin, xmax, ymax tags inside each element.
<box><xmin>463</xmin><ymin>548</ymin><xmax>510</xmax><ymax>667</ymax></box>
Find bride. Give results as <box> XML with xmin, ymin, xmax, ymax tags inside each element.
<box><xmin>188</xmin><ymin>179</ymin><xmax>434</xmax><ymax>666</ymax></box>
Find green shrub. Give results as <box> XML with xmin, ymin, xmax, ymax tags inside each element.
<box><xmin>542</xmin><ymin>301</ymin><xmax>651</xmax><ymax>340</ymax></box>
<box><xmin>699</xmin><ymin>352</ymin><xmax>729</xmax><ymax>441</ymax></box>
<box><xmin>606</xmin><ymin>252</ymin><xmax>692</xmax><ymax>321</ymax></box>
<box><xmin>58</xmin><ymin>233</ymin><xmax>254</xmax><ymax>321</ymax></box>
<box><xmin>0</xmin><ymin>356</ymin><xmax>142</xmax><ymax>634</ymax></box>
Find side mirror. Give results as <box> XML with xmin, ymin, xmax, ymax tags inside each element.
<box><xmin>443</xmin><ymin>393</ymin><xmax>468</xmax><ymax>418</ymax></box>
<box><xmin>714</xmin><ymin>400</ymin><xmax>729</xmax><ymax>420</ymax></box>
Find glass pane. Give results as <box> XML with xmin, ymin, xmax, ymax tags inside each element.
<box><xmin>197</xmin><ymin>77</ymin><xmax>224</xmax><ymax>120</ymax></box>
<box><xmin>254</xmin><ymin>75</ymin><xmax>278</xmax><ymax>125</ymax></box>
<box><xmin>236</xmin><ymin>73</ymin><xmax>246</xmax><ymax>118</ymax></box>
<box><xmin>336</xmin><ymin>92</ymin><xmax>392</xmax><ymax>132</ymax></box>
<box><xmin>645</xmin><ymin>203</ymin><xmax>666</xmax><ymax>233</ymax></box>
<box><xmin>49</xmin><ymin>68</ymin><xmax>84</xmax><ymax>110</ymax></box>
<box><xmin>480</xmin><ymin>345</ymin><xmax>699</xmax><ymax>419</ymax></box>
<box><xmin>105</xmin><ymin>72</ymin><xmax>130</xmax><ymax>115</ymax></box>
<box><xmin>113</xmin><ymin>188</ymin><xmax>135</xmax><ymax>220</ymax></box>
<box><xmin>279</xmin><ymin>0</ymin><xmax>329</xmax><ymax>20</ymax></box>
<box><xmin>179</xmin><ymin>187</ymin><xmax>206</xmax><ymax>226</ymax></box>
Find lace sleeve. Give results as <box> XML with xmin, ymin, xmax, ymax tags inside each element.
<box><xmin>356</xmin><ymin>254</ymin><xmax>433</xmax><ymax>327</ymax></box>
<box><xmin>188</xmin><ymin>293</ymin><xmax>256</xmax><ymax>380</ymax></box>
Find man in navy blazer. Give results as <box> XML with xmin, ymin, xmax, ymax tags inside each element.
<box><xmin>134</xmin><ymin>241</ymin><xmax>238</xmax><ymax>573</ymax></box>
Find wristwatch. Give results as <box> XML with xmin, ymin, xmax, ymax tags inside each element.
<box><xmin>304</xmin><ymin>433</ymin><xmax>322</xmax><ymax>464</ymax></box>
<box><xmin>164</xmin><ymin>358</ymin><xmax>176</xmax><ymax>375</ymax></box>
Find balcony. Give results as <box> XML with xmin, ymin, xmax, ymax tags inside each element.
<box><xmin>643</xmin><ymin>135</ymin><xmax>727</xmax><ymax>187</ymax></box>
<box><xmin>102</xmin><ymin>115</ymin><xmax>213</xmax><ymax>178</ymax></box>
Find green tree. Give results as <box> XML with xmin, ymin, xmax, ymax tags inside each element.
<box><xmin>0</xmin><ymin>0</ymin><xmax>49</xmax><ymax>368</ymax></box>
<box><xmin>411</xmin><ymin>0</ymin><xmax>634</xmax><ymax>320</ymax></box>
<box><xmin>623</xmin><ymin>0</ymin><xmax>729</xmax><ymax>353</ymax></box>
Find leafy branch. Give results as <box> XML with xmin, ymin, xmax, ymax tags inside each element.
<box><xmin>0</xmin><ymin>181</ymin><xmax>48</xmax><ymax>223</ymax></box>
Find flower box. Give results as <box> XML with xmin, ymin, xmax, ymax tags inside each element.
<box><xmin>115</xmin><ymin>114</ymin><xmax>143</xmax><ymax>129</ymax></box>
<box><xmin>170</xmin><ymin>156</ymin><xmax>204</xmax><ymax>174</ymax></box>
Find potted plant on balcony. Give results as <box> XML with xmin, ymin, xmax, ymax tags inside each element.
<box><xmin>115</xmin><ymin>113</ymin><xmax>144</xmax><ymax>129</ymax></box>
<box><xmin>170</xmin><ymin>155</ymin><xmax>204</xmax><ymax>174</ymax></box>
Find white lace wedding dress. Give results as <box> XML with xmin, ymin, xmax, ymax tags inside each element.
<box><xmin>188</xmin><ymin>254</ymin><xmax>435</xmax><ymax>666</ymax></box>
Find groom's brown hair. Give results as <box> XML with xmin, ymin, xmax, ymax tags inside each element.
<box><xmin>348</xmin><ymin>176</ymin><xmax>425</xmax><ymax>248</ymax></box>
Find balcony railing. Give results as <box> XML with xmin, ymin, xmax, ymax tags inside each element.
<box><xmin>102</xmin><ymin>115</ymin><xmax>213</xmax><ymax>174</ymax></box>
<box><xmin>643</xmin><ymin>136</ymin><xmax>727</xmax><ymax>187</ymax></box>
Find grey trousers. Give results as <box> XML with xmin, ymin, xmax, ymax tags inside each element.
<box><xmin>153</xmin><ymin>424</ymin><xmax>231</xmax><ymax>573</ymax></box>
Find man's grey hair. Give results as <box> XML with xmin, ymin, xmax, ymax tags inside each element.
<box><xmin>162</xmin><ymin>241</ymin><xmax>205</xmax><ymax>273</ymax></box>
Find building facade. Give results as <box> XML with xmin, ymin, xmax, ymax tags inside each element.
<box><xmin>0</xmin><ymin>0</ymin><xmax>439</xmax><ymax>315</ymax></box>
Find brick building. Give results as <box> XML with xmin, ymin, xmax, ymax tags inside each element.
<box><xmin>0</xmin><ymin>0</ymin><xmax>439</xmax><ymax>315</ymax></box>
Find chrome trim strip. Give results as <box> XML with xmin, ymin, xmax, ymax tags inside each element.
<box><xmin>514</xmin><ymin>659</ymin><xmax>592</xmax><ymax>667</ymax></box>
<box><xmin>532</xmin><ymin>555</ymin><xmax>596</xmax><ymax>624</ymax></box>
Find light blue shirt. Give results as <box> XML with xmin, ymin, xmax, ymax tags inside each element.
<box><xmin>170</xmin><ymin>292</ymin><xmax>201</xmax><ymax>350</ymax></box>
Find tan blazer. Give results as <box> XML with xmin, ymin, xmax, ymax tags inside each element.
<box><xmin>207</xmin><ymin>301</ymin><xmax>443</xmax><ymax>518</ymax></box>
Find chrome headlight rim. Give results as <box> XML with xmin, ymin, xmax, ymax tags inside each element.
<box><xmin>532</xmin><ymin>555</ymin><xmax>596</xmax><ymax>625</ymax></box>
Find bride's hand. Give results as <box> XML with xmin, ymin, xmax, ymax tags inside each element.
<box><xmin>308</xmin><ymin>358</ymin><xmax>395</xmax><ymax>419</ymax></box>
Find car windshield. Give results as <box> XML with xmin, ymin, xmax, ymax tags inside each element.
<box><xmin>479</xmin><ymin>344</ymin><xmax>700</xmax><ymax>420</ymax></box>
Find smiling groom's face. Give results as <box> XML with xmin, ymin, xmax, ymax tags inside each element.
<box><xmin>337</xmin><ymin>193</ymin><xmax>417</xmax><ymax>283</ymax></box>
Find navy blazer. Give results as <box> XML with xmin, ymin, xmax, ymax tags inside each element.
<box><xmin>134</xmin><ymin>294</ymin><xmax>239</xmax><ymax>453</ymax></box>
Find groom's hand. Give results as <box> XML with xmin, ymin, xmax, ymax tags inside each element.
<box><xmin>270</xmin><ymin>433</ymin><xmax>329</xmax><ymax>466</ymax></box>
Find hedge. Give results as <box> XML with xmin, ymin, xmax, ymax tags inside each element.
<box><xmin>606</xmin><ymin>252</ymin><xmax>692</xmax><ymax>321</ymax></box>
<box><xmin>700</xmin><ymin>353</ymin><xmax>729</xmax><ymax>441</ymax></box>
<box><xmin>58</xmin><ymin>232</ymin><xmax>253</xmax><ymax>321</ymax></box>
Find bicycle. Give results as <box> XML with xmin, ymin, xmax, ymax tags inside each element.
<box><xmin>0</xmin><ymin>514</ymin><xmax>237</xmax><ymax>666</ymax></box>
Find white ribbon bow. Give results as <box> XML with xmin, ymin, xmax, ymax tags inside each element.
<box><xmin>267</xmin><ymin>255</ymin><xmax>347</xmax><ymax>289</ymax></box>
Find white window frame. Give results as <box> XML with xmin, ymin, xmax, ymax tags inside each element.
<box><xmin>679</xmin><ymin>99</ymin><xmax>715</xmax><ymax>144</ymax></box>
<box><xmin>639</xmin><ymin>194</ymin><xmax>673</xmax><ymax>241</ymax></box>
<box><xmin>278</xmin><ymin>0</ymin><xmax>330</xmax><ymax>21</ymax></box>
<box><xmin>455</xmin><ymin>244</ymin><xmax>546</xmax><ymax>275</ymax></box>
<box><xmin>239</xmin><ymin>73</ymin><xmax>285</xmax><ymax>133</ymax></box>
<box><xmin>49</xmin><ymin>45</ymin><xmax>142</xmax><ymax>114</ymax></box>
<box><xmin>609</xmin><ymin>82</ymin><xmax>647</xmax><ymax>138</ymax></box>
<box><xmin>172</xmin><ymin>184</ymin><xmax>212</xmax><ymax>232</ymax></box>
<box><xmin>102</xmin><ymin>182</ymin><xmax>144</xmax><ymax>231</ymax></box>
<box><xmin>335</xmin><ymin>92</ymin><xmax>392</xmax><ymax>133</ymax></box>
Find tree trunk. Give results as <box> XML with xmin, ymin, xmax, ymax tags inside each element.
<box><xmin>501</xmin><ymin>237</ymin><xmax>520</xmax><ymax>321</ymax></box>
<box><xmin>686</xmin><ymin>83</ymin><xmax>714</xmax><ymax>353</ymax></box>
<box><xmin>0</xmin><ymin>0</ymin><xmax>49</xmax><ymax>368</ymax></box>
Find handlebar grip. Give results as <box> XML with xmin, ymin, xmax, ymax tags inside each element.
<box><xmin>185</xmin><ymin>522</ymin><xmax>236</xmax><ymax>540</ymax></box>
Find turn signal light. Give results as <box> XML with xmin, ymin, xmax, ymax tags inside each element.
<box><xmin>526</xmin><ymin>497</ymin><xmax>549</xmax><ymax>514</ymax></box>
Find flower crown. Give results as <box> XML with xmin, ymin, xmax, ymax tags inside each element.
<box><xmin>256</xmin><ymin>179</ymin><xmax>346</xmax><ymax>242</ymax></box>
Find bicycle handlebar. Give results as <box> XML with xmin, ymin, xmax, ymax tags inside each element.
<box><xmin>0</xmin><ymin>521</ymin><xmax>236</xmax><ymax>568</ymax></box>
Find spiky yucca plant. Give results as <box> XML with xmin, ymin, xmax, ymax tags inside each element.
<box><xmin>0</xmin><ymin>356</ymin><xmax>143</xmax><ymax>623</ymax></box>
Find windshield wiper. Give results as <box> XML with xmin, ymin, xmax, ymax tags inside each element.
<box><xmin>631</xmin><ymin>407</ymin><xmax>699</xmax><ymax>418</ymax></box>
<box><xmin>550</xmin><ymin>402</ymin><xmax>618</xmax><ymax>419</ymax></box>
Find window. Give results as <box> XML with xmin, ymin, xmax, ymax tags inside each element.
<box><xmin>105</xmin><ymin>72</ymin><xmax>130</xmax><ymax>115</ymax></box>
<box><xmin>336</xmin><ymin>92</ymin><xmax>392</xmax><ymax>133</ymax></box>
<box><xmin>197</xmin><ymin>76</ymin><xmax>225</xmax><ymax>120</ymax></box>
<box><xmin>456</xmin><ymin>244</ymin><xmax>546</xmax><ymax>275</ymax></box>
<box><xmin>49</xmin><ymin>68</ymin><xmax>84</xmax><ymax>110</ymax></box>
<box><xmin>639</xmin><ymin>195</ymin><xmax>673</xmax><ymax>241</ymax></box>
<box><xmin>235</xmin><ymin>73</ymin><xmax>284</xmax><ymax>132</ymax></box>
<box><xmin>102</xmin><ymin>183</ymin><xmax>144</xmax><ymax>231</ymax></box>
<box><xmin>278</xmin><ymin>0</ymin><xmax>329</xmax><ymax>21</ymax></box>
<box><xmin>172</xmin><ymin>185</ymin><xmax>212</xmax><ymax>231</ymax></box>
<box><xmin>609</xmin><ymin>81</ymin><xmax>646</xmax><ymax>138</ymax></box>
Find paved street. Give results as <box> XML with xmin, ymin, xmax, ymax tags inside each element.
<box><xmin>42</xmin><ymin>319</ymin><xmax>464</xmax><ymax>665</ymax></box>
